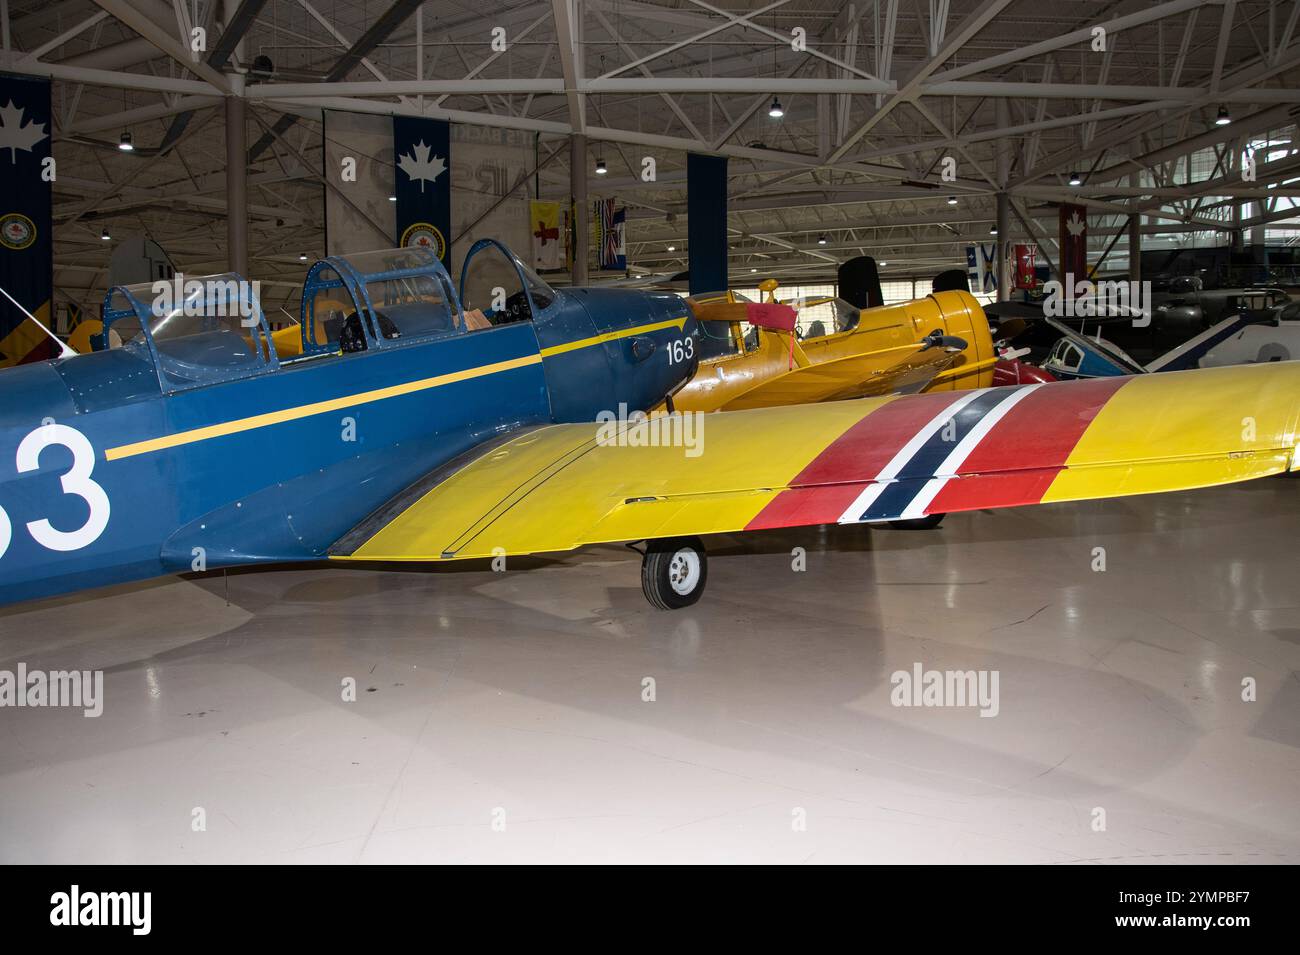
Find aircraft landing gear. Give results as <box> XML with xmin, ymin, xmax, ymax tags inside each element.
<box><xmin>887</xmin><ymin>513</ymin><xmax>946</xmax><ymax>530</ymax></box>
<box><xmin>641</xmin><ymin>537</ymin><xmax>708</xmax><ymax>610</ymax></box>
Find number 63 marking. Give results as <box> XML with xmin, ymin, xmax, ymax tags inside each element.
<box><xmin>667</xmin><ymin>336</ymin><xmax>695</xmax><ymax>364</ymax></box>
<box><xmin>0</xmin><ymin>423</ymin><xmax>111</xmax><ymax>559</ymax></box>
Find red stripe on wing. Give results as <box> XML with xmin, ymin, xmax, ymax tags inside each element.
<box><xmin>926</xmin><ymin>376</ymin><xmax>1128</xmax><ymax>512</ymax></box>
<box><xmin>744</xmin><ymin>390</ymin><xmax>963</xmax><ymax>530</ymax></box>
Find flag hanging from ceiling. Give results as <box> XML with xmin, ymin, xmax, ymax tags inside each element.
<box><xmin>612</xmin><ymin>207</ymin><xmax>627</xmax><ymax>271</ymax></box>
<box><xmin>1059</xmin><ymin>203</ymin><xmax>1088</xmax><ymax>283</ymax></box>
<box><xmin>1014</xmin><ymin>244</ymin><xmax>1038</xmax><ymax>289</ymax></box>
<box><xmin>393</xmin><ymin>115</ymin><xmax>451</xmax><ymax>266</ymax></box>
<box><xmin>0</xmin><ymin>74</ymin><xmax>54</xmax><ymax>366</ymax></box>
<box><xmin>595</xmin><ymin>198</ymin><xmax>625</xmax><ymax>271</ymax></box>
<box><xmin>530</xmin><ymin>200</ymin><xmax>563</xmax><ymax>271</ymax></box>
<box><xmin>965</xmin><ymin>244</ymin><xmax>998</xmax><ymax>294</ymax></box>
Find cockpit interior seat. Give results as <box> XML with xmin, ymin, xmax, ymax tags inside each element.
<box><xmin>464</xmin><ymin>308</ymin><xmax>492</xmax><ymax>331</ymax></box>
<box><xmin>377</xmin><ymin>301</ymin><xmax>457</xmax><ymax>338</ymax></box>
<box><xmin>339</xmin><ymin>311</ymin><xmax>402</xmax><ymax>353</ymax></box>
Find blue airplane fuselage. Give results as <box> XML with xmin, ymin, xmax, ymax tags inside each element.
<box><xmin>0</xmin><ymin>253</ymin><xmax>698</xmax><ymax>606</ymax></box>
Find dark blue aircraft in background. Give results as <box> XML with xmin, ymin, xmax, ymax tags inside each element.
<box><xmin>0</xmin><ymin>240</ymin><xmax>698</xmax><ymax>605</ymax></box>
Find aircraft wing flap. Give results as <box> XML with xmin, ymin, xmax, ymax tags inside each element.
<box><xmin>329</xmin><ymin>424</ymin><xmax>603</xmax><ymax>559</ymax></box>
<box><xmin>334</xmin><ymin>362</ymin><xmax>1300</xmax><ymax>562</ymax></box>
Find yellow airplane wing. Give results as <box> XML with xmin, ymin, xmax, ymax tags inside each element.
<box><xmin>333</xmin><ymin>362</ymin><xmax>1300</xmax><ymax>563</ymax></box>
<box><xmin>719</xmin><ymin>340</ymin><xmax>960</xmax><ymax>410</ymax></box>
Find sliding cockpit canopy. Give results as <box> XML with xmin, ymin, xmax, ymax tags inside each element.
<box><xmin>459</xmin><ymin>238</ymin><xmax>558</xmax><ymax>326</ymax></box>
<box><xmin>98</xmin><ymin>275</ymin><xmax>277</xmax><ymax>393</ymax></box>
<box><xmin>299</xmin><ymin>246</ymin><xmax>463</xmax><ymax>355</ymax></box>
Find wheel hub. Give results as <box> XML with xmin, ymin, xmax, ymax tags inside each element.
<box><xmin>668</xmin><ymin>549</ymin><xmax>700</xmax><ymax>595</ymax></box>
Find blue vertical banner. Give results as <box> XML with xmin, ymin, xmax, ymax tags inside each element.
<box><xmin>687</xmin><ymin>153</ymin><xmax>727</xmax><ymax>294</ymax></box>
<box><xmin>393</xmin><ymin>116</ymin><xmax>451</xmax><ymax>266</ymax></box>
<box><xmin>0</xmin><ymin>74</ymin><xmax>54</xmax><ymax>366</ymax></box>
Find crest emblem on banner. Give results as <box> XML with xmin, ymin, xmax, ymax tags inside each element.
<box><xmin>0</xmin><ymin>212</ymin><xmax>35</xmax><ymax>250</ymax></box>
<box><xmin>401</xmin><ymin>221</ymin><xmax>446</xmax><ymax>259</ymax></box>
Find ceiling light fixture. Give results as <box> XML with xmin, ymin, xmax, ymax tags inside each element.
<box><xmin>768</xmin><ymin>97</ymin><xmax>784</xmax><ymax>119</ymax></box>
<box><xmin>947</xmin><ymin>196</ymin><xmax>958</xmax><ymax>205</ymax></box>
<box><xmin>1068</xmin><ymin>171</ymin><xmax>1083</xmax><ymax>186</ymax></box>
<box><xmin>100</xmin><ymin>228</ymin><xmax>111</xmax><ymax>241</ymax></box>
<box><xmin>118</xmin><ymin>131</ymin><xmax>133</xmax><ymax>151</ymax></box>
<box><xmin>666</xmin><ymin>244</ymin><xmax>676</xmax><ymax>252</ymax></box>
<box><xmin>989</xmin><ymin>226</ymin><xmax>999</xmax><ymax>235</ymax></box>
<box><xmin>595</xmin><ymin>158</ymin><xmax>608</xmax><ymax>174</ymax></box>
<box><xmin>817</xmin><ymin>234</ymin><xmax>827</xmax><ymax>245</ymax></box>
<box><xmin>1216</xmin><ymin>104</ymin><xmax>1231</xmax><ymax>126</ymax></box>
<box><xmin>388</xmin><ymin>195</ymin><xmax>397</xmax><ymax>202</ymax></box>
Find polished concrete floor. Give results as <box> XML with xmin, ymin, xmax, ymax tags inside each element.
<box><xmin>2</xmin><ymin>479</ymin><xmax>1297</xmax><ymax>864</ymax></box>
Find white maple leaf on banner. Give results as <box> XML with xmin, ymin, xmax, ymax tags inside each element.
<box><xmin>397</xmin><ymin>140</ymin><xmax>446</xmax><ymax>192</ymax></box>
<box><xmin>1065</xmin><ymin>211</ymin><xmax>1086</xmax><ymax>237</ymax></box>
<box><xmin>0</xmin><ymin>100</ymin><xmax>48</xmax><ymax>163</ymax></box>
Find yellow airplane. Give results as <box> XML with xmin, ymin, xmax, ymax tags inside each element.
<box><xmin>661</xmin><ymin>282</ymin><xmax>998</xmax><ymax>414</ymax></box>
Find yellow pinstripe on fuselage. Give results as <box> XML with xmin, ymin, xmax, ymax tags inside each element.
<box><xmin>104</xmin><ymin>354</ymin><xmax>546</xmax><ymax>461</ymax></box>
<box><xmin>103</xmin><ymin>315</ymin><xmax>688</xmax><ymax>462</ymax></box>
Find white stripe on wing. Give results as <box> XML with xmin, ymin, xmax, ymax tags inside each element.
<box><xmin>895</xmin><ymin>383</ymin><xmax>1044</xmax><ymax>519</ymax></box>
<box><xmin>835</xmin><ymin>390</ymin><xmax>984</xmax><ymax>524</ymax></box>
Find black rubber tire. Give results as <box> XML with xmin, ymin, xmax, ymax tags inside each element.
<box><xmin>887</xmin><ymin>513</ymin><xmax>946</xmax><ymax>530</ymax></box>
<box><xmin>641</xmin><ymin>537</ymin><xmax>708</xmax><ymax>610</ymax></box>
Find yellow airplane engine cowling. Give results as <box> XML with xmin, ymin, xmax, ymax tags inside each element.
<box><xmin>666</xmin><ymin>289</ymin><xmax>997</xmax><ymax>414</ymax></box>
<box><xmin>800</xmin><ymin>289</ymin><xmax>996</xmax><ymax>392</ymax></box>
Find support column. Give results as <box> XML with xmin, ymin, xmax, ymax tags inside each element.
<box><xmin>996</xmin><ymin>190</ymin><xmax>1010</xmax><ymax>301</ymax></box>
<box><xmin>570</xmin><ymin>133</ymin><xmax>588</xmax><ymax>285</ymax></box>
<box><xmin>1128</xmin><ymin>214</ymin><xmax>1141</xmax><ymax>284</ymax></box>
<box><xmin>224</xmin><ymin>78</ymin><xmax>248</xmax><ymax>278</ymax></box>
<box><xmin>1250</xmin><ymin>199</ymin><xmax>1268</xmax><ymax>273</ymax></box>
<box><xmin>1128</xmin><ymin>173</ymin><xmax>1141</xmax><ymax>283</ymax></box>
<box><xmin>995</xmin><ymin>99</ymin><xmax>1011</xmax><ymax>302</ymax></box>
